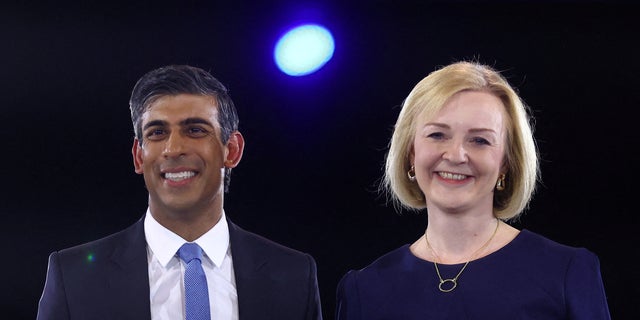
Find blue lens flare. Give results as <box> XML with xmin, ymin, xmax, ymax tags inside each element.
<box><xmin>274</xmin><ymin>24</ymin><xmax>335</xmax><ymax>76</ymax></box>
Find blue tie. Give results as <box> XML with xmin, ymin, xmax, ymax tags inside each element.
<box><xmin>178</xmin><ymin>243</ymin><xmax>211</xmax><ymax>320</ymax></box>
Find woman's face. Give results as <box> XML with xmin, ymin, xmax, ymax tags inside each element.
<box><xmin>411</xmin><ymin>90</ymin><xmax>508</xmax><ymax>214</ymax></box>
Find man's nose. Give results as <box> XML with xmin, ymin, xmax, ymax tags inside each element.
<box><xmin>163</xmin><ymin>132</ymin><xmax>186</xmax><ymax>158</ymax></box>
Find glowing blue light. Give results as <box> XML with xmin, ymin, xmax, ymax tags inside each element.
<box><xmin>274</xmin><ymin>24</ymin><xmax>335</xmax><ymax>76</ymax></box>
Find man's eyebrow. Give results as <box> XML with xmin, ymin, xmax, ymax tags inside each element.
<box><xmin>142</xmin><ymin>119</ymin><xmax>166</xmax><ymax>131</ymax></box>
<box><xmin>180</xmin><ymin>117</ymin><xmax>214</xmax><ymax>127</ymax></box>
<box><xmin>143</xmin><ymin>118</ymin><xmax>214</xmax><ymax>131</ymax></box>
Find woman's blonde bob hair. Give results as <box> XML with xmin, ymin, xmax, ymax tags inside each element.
<box><xmin>382</xmin><ymin>61</ymin><xmax>539</xmax><ymax>221</ymax></box>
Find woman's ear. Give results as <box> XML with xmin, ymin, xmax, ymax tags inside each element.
<box><xmin>500</xmin><ymin>157</ymin><xmax>509</xmax><ymax>174</ymax></box>
<box><xmin>409</xmin><ymin>144</ymin><xmax>415</xmax><ymax>165</ymax></box>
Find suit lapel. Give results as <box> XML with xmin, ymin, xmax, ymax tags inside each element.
<box><xmin>228</xmin><ymin>219</ymin><xmax>274</xmax><ymax>320</ymax></box>
<box><xmin>106</xmin><ymin>218</ymin><xmax>152</xmax><ymax>320</ymax></box>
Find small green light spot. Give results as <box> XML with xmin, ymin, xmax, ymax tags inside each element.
<box><xmin>87</xmin><ymin>253</ymin><xmax>94</xmax><ymax>262</ymax></box>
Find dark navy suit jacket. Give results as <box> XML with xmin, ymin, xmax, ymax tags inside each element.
<box><xmin>37</xmin><ymin>216</ymin><xmax>322</xmax><ymax>320</ymax></box>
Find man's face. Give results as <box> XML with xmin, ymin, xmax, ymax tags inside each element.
<box><xmin>132</xmin><ymin>94</ymin><xmax>232</xmax><ymax>218</ymax></box>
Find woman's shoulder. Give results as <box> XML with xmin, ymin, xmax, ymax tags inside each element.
<box><xmin>510</xmin><ymin>229</ymin><xmax>600</xmax><ymax>265</ymax></box>
<box><xmin>339</xmin><ymin>244</ymin><xmax>416</xmax><ymax>280</ymax></box>
<box><xmin>337</xmin><ymin>244</ymin><xmax>419</xmax><ymax>296</ymax></box>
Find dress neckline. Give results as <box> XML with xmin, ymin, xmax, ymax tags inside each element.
<box><xmin>406</xmin><ymin>229</ymin><xmax>528</xmax><ymax>266</ymax></box>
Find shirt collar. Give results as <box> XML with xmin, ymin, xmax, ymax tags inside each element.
<box><xmin>144</xmin><ymin>208</ymin><xmax>230</xmax><ymax>268</ymax></box>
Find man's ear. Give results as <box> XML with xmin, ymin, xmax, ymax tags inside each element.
<box><xmin>224</xmin><ymin>131</ymin><xmax>244</xmax><ymax>168</ymax></box>
<box><xmin>132</xmin><ymin>138</ymin><xmax>144</xmax><ymax>174</ymax></box>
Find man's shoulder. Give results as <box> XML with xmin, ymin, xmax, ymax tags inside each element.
<box><xmin>228</xmin><ymin>219</ymin><xmax>315</xmax><ymax>264</ymax></box>
<box><xmin>53</xmin><ymin>218</ymin><xmax>145</xmax><ymax>261</ymax></box>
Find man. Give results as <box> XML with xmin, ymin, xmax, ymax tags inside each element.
<box><xmin>37</xmin><ymin>65</ymin><xmax>323</xmax><ymax>319</ymax></box>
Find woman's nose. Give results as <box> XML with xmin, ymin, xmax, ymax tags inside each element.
<box><xmin>442</xmin><ymin>140</ymin><xmax>468</xmax><ymax>163</ymax></box>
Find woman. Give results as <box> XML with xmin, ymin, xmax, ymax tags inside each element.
<box><xmin>336</xmin><ymin>61</ymin><xmax>610</xmax><ymax>319</ymax></box>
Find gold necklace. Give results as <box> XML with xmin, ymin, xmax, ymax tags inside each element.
<box><xmin>425</xmin><ymin>219</ymin><xmax>500</xmax><ymax>293</ymax></box>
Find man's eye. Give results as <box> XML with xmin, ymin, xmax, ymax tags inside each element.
<box><xmin>145</xmin><ymin>129</ymin><xmax>166</xmax><ymax>140</ymax></box>
<box><xmin>187</xmin><ymin>127</ymin><xmax>210</xmax><ymax>137</ymax></box>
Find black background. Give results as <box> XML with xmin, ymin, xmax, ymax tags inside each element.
<box><xmin>2</xmin><ymin>0</ymin><xmax>638</xmax><ymax>319</ymax></box>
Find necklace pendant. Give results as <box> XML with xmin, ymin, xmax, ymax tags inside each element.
<box><xmin>438</xmin><ymin>278</ymin><xmax>458</xmax><ymax>292</ymax></box>
<box><xmin>427</xmin><ymin>219</ymin><xmax>501</xmax><ymax>294</ymax></box>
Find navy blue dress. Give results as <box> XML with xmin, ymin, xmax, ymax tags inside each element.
<box><xmin>336</xmin><ymin>230</ymin><xmax>611</xmax><ymax>319</ymax></box>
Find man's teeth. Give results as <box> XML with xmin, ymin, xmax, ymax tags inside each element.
<box><xmin>439</xmin><ymin>172</ymin><xmax>466</xmax><ymax>180</ymax></box>
<box><xmin>164</xmin><ymin>171</ymin><xmax>195</xmax><ymax>181</ymax></box>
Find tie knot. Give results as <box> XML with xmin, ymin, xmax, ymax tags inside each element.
<box><xmin>178</xmin><ymin>243</ymin><xmax>203</xmax><ymax>264</ymax></box>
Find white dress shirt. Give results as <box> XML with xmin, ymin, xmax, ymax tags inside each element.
<box><xmin>144</xmin><ymin>209</ymin><xmax>238</xmax><ymax>320</ymax></box>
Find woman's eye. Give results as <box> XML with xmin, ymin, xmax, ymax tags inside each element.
<box><xmin>427</xmin><ymin>132</ymin><xmax>445</xmax><ymax>139</ymax></box>
<box><xmin>471</xmin><ymin>137</ymin><xmax>490</xmax><ymax>145</ymax></box>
